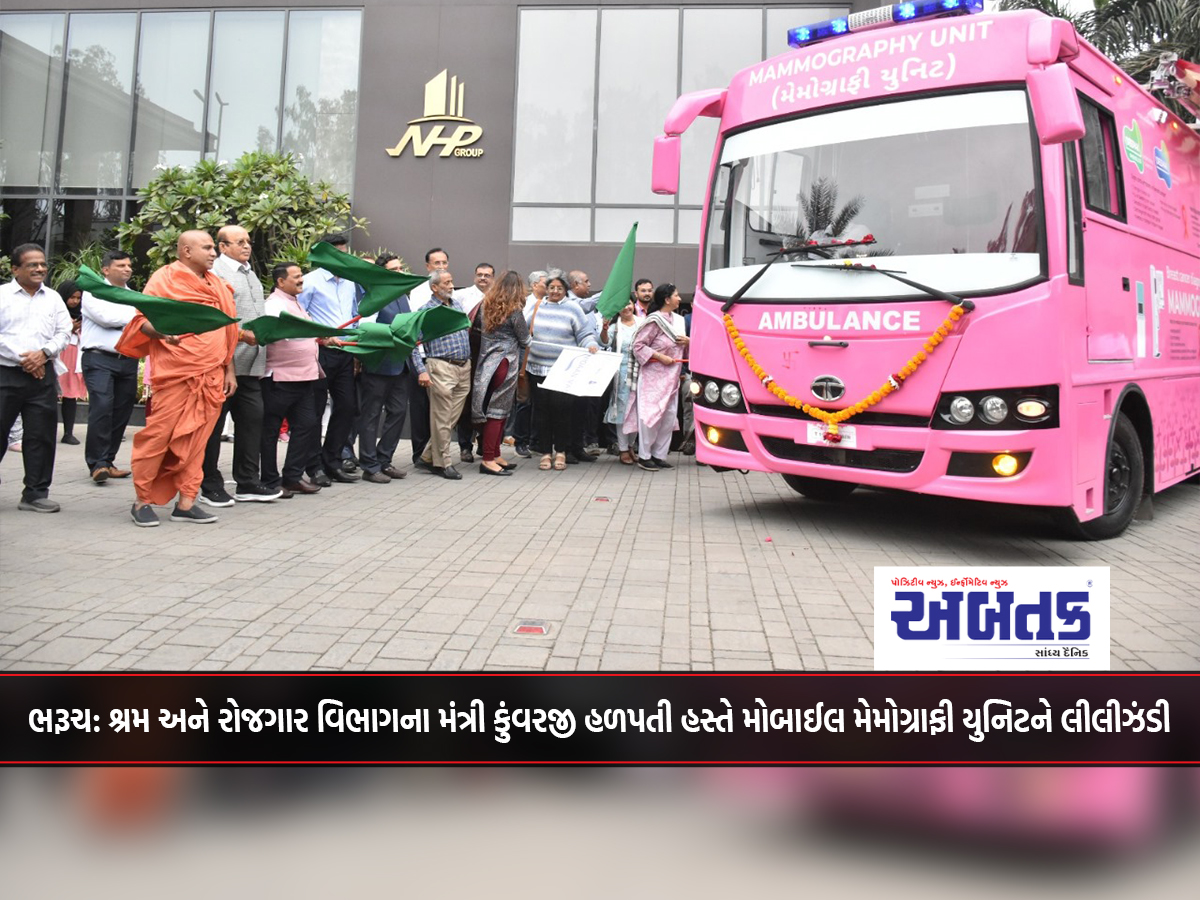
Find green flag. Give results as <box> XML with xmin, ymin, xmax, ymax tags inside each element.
<box><xmin>307</xmin><ymin>242</ymin><xmax>430</xmax><ymax>319</ymax></box>
<box><xmin>593</xmin><ymin>221</ymin><xmax>638</xmax><ymax>321</ymax></box>
<box><xmin>240</xmin><ymin>312</ymin><xmax>357</xmax><ymax>345</ymax></box>
<box><xmin>340</xmin><ymin>306</ymin><xmax>470</xmax><ymax>367</ymax></box>
<box><xmin>76</xmin><ymin>264</ymin><xmax>239</xmax><ymax>336</ymax></box>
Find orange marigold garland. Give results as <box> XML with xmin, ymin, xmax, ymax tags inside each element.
<box><xmin>724</xmin><ymin>304</ymin><xmax>969</xmax><ymax>443</ymax></box>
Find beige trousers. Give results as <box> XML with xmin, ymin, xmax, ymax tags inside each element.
<box><xmin>421</xmin><ymin>358</ymin><xmax>472</xmax><ymax>468</ymax></box>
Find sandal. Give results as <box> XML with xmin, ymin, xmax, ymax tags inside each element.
<box><xmin>553</xmin><ymin>452</ymin><xmax>567</xmax><ymax>471</ymax></box>
<box><xmin>620</xmin><ymin>450</ymin><xmax>635</xmax><ymax>465</ymax></box>
<box><xmin>539</xmin><ymin>454</ymin><xmax>553</xmax><ymax>470</ymax></box>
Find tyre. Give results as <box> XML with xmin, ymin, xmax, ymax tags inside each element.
<box><xmin>782</xmin><ymin>474</ymin><xmax>857</xmax><ymax>501</ymax></box>
<box><xmin>1065</xmin><ymin>412</ymin><xmax>1144</xmax><ymax>540</ymax></box>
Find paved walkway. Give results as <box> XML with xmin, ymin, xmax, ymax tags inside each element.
<box><xmin>1</xmin><ymin>429</ymin><xmax>1197</xmax><ymax>671</ymax></box>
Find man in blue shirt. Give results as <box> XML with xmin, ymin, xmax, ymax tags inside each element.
<box><xmin>412</xmin><ymin>270</ymin><xmax>470</xmax><ymax>480</ymax></box>
<box><xmin>298</xmin><ymin>234</ymin><xmax>360</xmax><ymax>486</ymax></box>
<box><xmin>356</xmin><ymin>254</ymin><xmax>417</xmax><ymax>483</ymax></box>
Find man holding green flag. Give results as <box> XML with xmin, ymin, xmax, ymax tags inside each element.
<box><xmin>117</xmin><ymin>230</ymin><xmax>239</xmax><ymax>527</ymax></box>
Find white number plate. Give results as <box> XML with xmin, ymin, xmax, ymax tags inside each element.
<box><xmin>805</xmin><ymin>422</ymin><xmax>857</xmax><ymax>449</ymax></box>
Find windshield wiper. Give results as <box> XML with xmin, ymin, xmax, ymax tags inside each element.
<box><xmin>720</xmin><ymin>237</ymin><xmax>876</xmax><ymax>313</ymax></box>
<box><xmin>802</xmin><ymin>262</ymin><xmax>975</xmax><ymax>311</ymax></box>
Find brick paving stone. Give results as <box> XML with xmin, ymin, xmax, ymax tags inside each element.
<box><xmin>0</xmin><ymin>439</ymin><xmax>1196</xmax><ymax>673</ymax></box>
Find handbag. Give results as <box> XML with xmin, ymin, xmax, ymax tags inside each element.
<box><xmin>516</xmin><ymin>297</ymin><xmax>544</xmax><ymax>403</ymax></box>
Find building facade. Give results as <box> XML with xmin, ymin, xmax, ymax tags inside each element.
<box><xmin>2</xmin><ymin>1</ymin><xmax>857</xmax><ymax>289</ymax></box>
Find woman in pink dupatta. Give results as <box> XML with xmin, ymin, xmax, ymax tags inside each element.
<box><xmin>622</xmin><ymin>283</ymin><xmax>689</xmax><ymax>471</ymax></box>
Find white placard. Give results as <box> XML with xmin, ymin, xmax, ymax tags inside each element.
<box><xmin>540</xmin><ymin>346</ymin><xmax>622</xmax><ymax>397</ymax></box>
<box><xmin>874</xmin><ymin>567</ymin><xmax>1110</xmax><ymax>671</ymax></box>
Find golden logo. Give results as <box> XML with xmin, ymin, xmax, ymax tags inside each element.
<box><xmin>386</xmin><ymin>70</ymin><xmax>484</xmax><ymax>159</ymax></box>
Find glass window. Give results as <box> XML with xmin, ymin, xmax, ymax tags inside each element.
<box><xmin>680</xmin><ymin>8</ymin><xmax>763</xmax><ymax>206</ymax></box>
<box><xmin>282</xmin><ymin>10</ymin><xmax>362</xmax><ymax>195</ymax></box>
<box><xmin>207</xmin><ymin>12</ymin><xmax>286</xmax><ymax>161</ymax></box>
<box><xmin>0</xmin><ymin>14</ymin><xmax>65</xmax><ymax>190</ymax></box>
<box><xmin>595</xmin><ymin>208</ymin><xmax>674</xmax><ymax>244</ymax></box>
<box><xmin>706</xmin><ymin>91</ymin><xmax>1043</xmax><ymax>300</ymax></box>
<box><xmin>0</xmin><ymin>198</ymin><xmax>50</xmax><ymax>249</ymax></box>
<box><xmin>1063</xmin><ymin>142</ymin><xmax>1083</xmax><ymax>283</ymax></box>
<box><xmin>132</xmin><ymin>12</ymin><xmax>211</xmax><ymax>189</ymax></box>
<box><xmin>59</xmin><ymin>13</ymin><xmax>137</xmax><ymax>190</ymax></box>
<box><xmin>595</xmin><ymin>9</ymin><xmax>678</xmax><ymax>206</ymax></box>
<box><xmin>1079</xmin><ymin>98</ymin><xmax>1124</xmax><ymax>219</ymax></box>
<box><xmin>512</xmin><ymin>207</ymin><xmax>591</xmax><ymax>243</ymax></box>
<box><xmin>513</xmin><ymin>10</ymin><xmax>598</xmax><ymax>204</ymax></box>
<box><xmin>50</xmin><ymin>198</ymin><xmax>123</xmax><ymax>255</ymax></box>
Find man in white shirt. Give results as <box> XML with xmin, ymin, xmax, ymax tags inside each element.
<box><xmin>0</xmin><ymin>244</ymin><xmax>72</xmax><ymax>512</ymax></box>
<box><xmin>200</xmin><ymin>224</ymin><xmax>279</xmax><ymax>505</ymax></box>
<box><xmin>408</xmin><ymin>247</ymin><xmax>448</xmax><ymax>309</ymax></box>
<box><xmin>524</xmin><ymin>270</ymin><xmax>547</xmax><ymax>313</ymax></box>
<box><xmin>453</xmin><ymin>262</ymin><xmax>494</xmax><ymax>310</ymax></box>
<box><xmin>80</xmin><ymin>249</ymin><xmax>139</xmax><ymax>483</ymax></box>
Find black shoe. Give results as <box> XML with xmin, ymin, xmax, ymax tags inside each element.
<box><xmin>61</xmin><ymin>434</ymin><xmax>80</xmax><ymax>445</ymax></box>
<box><xmin>382</xmin><ymin>465</ymin><xmax>407</xmax><ymax>480</ymax></box>
<box><xmin>652</xmin><ymin>458</ymin><xmax>674</xmax><ymax>469</ymax></box>
<box><xmin>460</xmin><ymin>449</ymin><xmax>475</xmax><ymax>463</ymax></box>
<box><xmin>19</xmin><ymin>497</ymin><xmax>61</xmax><ymax>513</ymax></box>
<box><xmin>637</xmin><ymin>458</ymin><xmax>659</xmax><ymax>471</ymax></box>
<box><xmin>130</xmin><ymin>503</ymin><xmax>159</xmax><ymax>527</ymax></box>
<box><xmin>572</xmin><ymin>450</ymin><xmax>597</xmax><ymax>463</ymax></box>
<box><xmin>342</xmin><ymin>457</ymin><xmax>358</xmax><ymax>473</ymax></box>
<box><xmin>442</xmin><ymin>465</ymin><xmax>462</xmax><ymax>480</ymax></box>
<box><xmin>479</xmin><ymin>463</ymin><xmax>512</xmax><ymax>476</ymax></box>
<box><xmin>234</xmin><ymin>482</ymin><xmax>284</xmax><ymax>502</ymax></box>
<box><xmin>326</xmin><ymin>467</ymin><xmax>360</xmax><ymax>484</ymax></box>
<box><xmin>415</xmin><ymin>459</ymin><xmax>440</xmax><ymax>474</ymax></box>
<box><xmin>680</xmin><ymin>440</ymin><xmax>696</xmax><ymax>456</ymax></box>
<box><xmin>514</xmin><ymin>444</ymin><xmax>531</xmax><ymax>458</ymax></box>
<box><xmin>199</xmin><ymin>487</ymin><xmax>235</xmax><ymax>508</ymax></box>
<box><xmin>309</xmin><ymin>471</ymin><xmax>333</xmax><ymax>488</ymax></box>
<box><xmin>362</xmin><ymin>470</ymin><xmax>392</xmax><ymax>484</ymax></box>
<box><xmin>563</xmin><ymin>454</ymin><xmax>580</xmax><ymax>465</ymax></box>
<box><xmin>171</xmin><ymin>503</ymin><xmax>218</xmax><ymax>524</ymax></box>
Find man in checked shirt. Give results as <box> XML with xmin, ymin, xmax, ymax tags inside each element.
<box><xmin>412</xmin><ymin>269</ymin><xmax>471</xmax><ymax>480</ymax></box>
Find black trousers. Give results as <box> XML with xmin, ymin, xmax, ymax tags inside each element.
<box><xmin>407</xmin><ymin>366</ymin><xmax>430</xmax><ymax>465</ymax></box>
<box><xmin>308</xmin><ymin>348</ymin><xmax>358</xmax><ymax>477</ymax></box>
<box><xmin>0</xmin><ymin>365</ymin><xmax>58</xmax><ymax>502</ymax></box>
<box><xmin>260</xmin><ymin>377</ymin><xmax>318</xmax><ymax>489</ymax></box>
<box><xmin>202</xmin><ymin>374</ymin><xmax>263</xmax><ymax>492</ymax></box>
<box><xmin>530</xmin><ymin>374</ymin><xmax>577</xmax><ymax>454</ymax></box>
<box><xmin>81</xmin><ymin>349</ymin><xmax>139</xmax><ymax>472</ymax></box>
<box><xmin>356</xmin><ymin>371</ymin><xmax>407</xmax><ymax>474</ymax></box>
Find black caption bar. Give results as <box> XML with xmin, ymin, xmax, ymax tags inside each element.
<box><xmin>3</xmin><ymin>673</ymin><xmax>1197</xmax><ymax>764</ymax></box>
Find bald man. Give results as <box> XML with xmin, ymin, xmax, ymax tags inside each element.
<box><xmin>117</xmin><ymin>230</ymin><xmax>238</xmax><ymax>527</ymax></box>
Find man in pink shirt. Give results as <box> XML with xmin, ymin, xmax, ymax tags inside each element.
<box><xmin>260</xmin><ymin>263</ymin><xmax>332</xmax><ymax>497</ymax></box>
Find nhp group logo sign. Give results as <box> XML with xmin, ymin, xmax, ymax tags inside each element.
<box><xmin>874</xmin><ymin>567</ymin><xmax>1110</xmax><ymax>670</ymax></box>
<box><xmin>386</xmin><ymin>69</ymin><xmax>483</xmax><ymax>159</ymax></box>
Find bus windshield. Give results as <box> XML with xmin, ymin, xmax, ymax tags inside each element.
<box><xmin>704</xmin><ymin>90</ymin><xmax>1043</xmax><ymax>303</ymax></box>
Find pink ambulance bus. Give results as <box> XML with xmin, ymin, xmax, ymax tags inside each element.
<box><xmin>652</xmin><ymin>2</ymin><xmax>1200</xmax><ymax>539</ymax></box>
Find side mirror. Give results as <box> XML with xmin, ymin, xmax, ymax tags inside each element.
<box><xmin>651</xmin><ymin>135</ymin><xmax>681</xmax><ymax>196</ymax></box>
<box><xmin>1027</xmin><ymin>63</ymin><xmax>1085</xmax><ymax>145</ymax></box>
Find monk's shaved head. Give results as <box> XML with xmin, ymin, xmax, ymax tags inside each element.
<box><xmin>177</xmin><ymin>229</ymin><xmax>217</xmax><ymax>276</ymax></box>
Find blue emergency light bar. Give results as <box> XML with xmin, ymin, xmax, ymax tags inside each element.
<box><xmin>788</xmin><ymin>0</ymin><xmax>984</xmax><ymax>48</ymax></box>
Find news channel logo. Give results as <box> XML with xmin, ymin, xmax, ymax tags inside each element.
<box><xmin>873</xmin><ymin>567</ymin><xmax>1110</xmax><ymax>670</ymax></box>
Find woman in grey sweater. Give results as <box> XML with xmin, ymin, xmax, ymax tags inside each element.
<box><xmin>525</xmin><ymin>275</ymin><xmax>598</xmax><ymax>470</ymax></box>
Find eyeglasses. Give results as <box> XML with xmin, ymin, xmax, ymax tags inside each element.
<box><xmin>221</xmin><ymin>239</ymin><xmax>253</xmax><ymax>247</ymax></box>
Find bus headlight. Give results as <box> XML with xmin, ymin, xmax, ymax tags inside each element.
<box><xmin>703</xmin><ymin>381</ymin><xmax>720</xmax><ymax>403</ymax></box>
<box><xmin>689</xmin><ymin>380</ymin><xmax>702</xmax><ymax>397</ymax></box>
<box><xmin>1016</xmin><ymin>398</ymin><xmax>1049</xmax><ymax>421</ymax></box>
<box><xmin>948</xmin><ymin>396</ymin><xmax>974</xmax><ymax>424</ymax></box>
<box><xmin>720</xmin><ymin>384</ymin><xmax>742</xmax><ymax>408</ymax></box>
<box><xmin>978</xmin><ymin>395</ymin><xmax>1008</xmax><ymax>425</ymax></box>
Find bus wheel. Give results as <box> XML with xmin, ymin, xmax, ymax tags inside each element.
<box><xmin>1066</xmin><ymin>412</ymin><xmax>1144</xmax><ymax>540</ymax></box>
<box><xmin>782</xmin><ymin>475</ymin><xmax>857</xmax><ymax>501</ymax></box>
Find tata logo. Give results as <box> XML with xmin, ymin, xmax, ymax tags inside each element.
<box><xmin>386</xmin><ymin>70</ymin><xmax>484</xmax><ymax>159</ymax></box>
<box><xmin>810</xmin><ymin>375</ymin><xmax>845</xmax><ymax>402</ymax></box>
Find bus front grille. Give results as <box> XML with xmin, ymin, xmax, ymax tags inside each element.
<box><xmin>759</xmin><ymin>437</ymin><xmax>923</xmax><ymax>473</ymax></box>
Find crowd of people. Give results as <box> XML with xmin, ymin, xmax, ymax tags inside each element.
<box><xmin>0</xmin><ymin>229</ymin><xmax>695</xmax><ymax>525</ymax></box>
